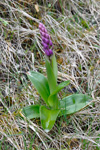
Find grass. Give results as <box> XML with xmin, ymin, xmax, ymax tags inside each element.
<box><xmin>0</xmin><ymin>0</ymin><xmax>100</xmax><ymax>149</ymax></box>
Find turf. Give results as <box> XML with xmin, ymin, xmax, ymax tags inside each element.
<box><xmin>0</xmin><ymin>0</ymin><xmax>100</xmax><ymax>149</ymax></box>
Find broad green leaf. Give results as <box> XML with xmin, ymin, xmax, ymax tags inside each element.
<box><xmin>49</xmin><ymin>80</ymin><xmax>70</xmax><ymax>98</ymax></box>
<box><xmin>27</xmin><ymin>71</ymin><xmax>50</xmax><ymax>105</ymax></box>
<box><xmin>51</xmin><ymin>53</ymin><xmax>58</xmax><ymax>82</ymax></box>
<box><xmin>40</xmin><ymin>106</ymin><xmax>60</xmax><ymax>132</ymax></box>
<box><xmin>22</xmin><ymin>105</ymin><xmax>40</xmax><ymax>119</ymax></box>
<box><xmin>45</xmin><ymin>57</ymin><xmax>57</xmax><ymax>93</ymax></box>
<box><xmin>48</xmin><ymin>80</ymin><xmax>70</xmax><ymax>108</ymax></box>
<box><xmin>59</xmin><ymin>94</ymin><xmax>92</xmax><ymax>116</ymax></box>
<box><xmin>48</xmin><ymin>94</ymin><xmax>59</xmax><ymax>109</ymax></box>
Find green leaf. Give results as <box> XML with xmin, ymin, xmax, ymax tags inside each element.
<box><xmin>27</xmin><ymin>71</ymin><xmax>50</xmax><ymax>105</ymax></box>
<box><xmin>51</xmin><ymin>53</ymin><xmax>58</xmax><ymax>83</ymax></box>
<box><xmin>49</xmin><ymin>80</ymin><xmax>70</xmax><ymax>97</ymax></box>
<box><xmin>22</xmin><ymin>105</ymin><xmax>40</xmax><ymax>119</ymax></box>
<box><xmin>45</xmin><ymin>57</ymin><xmax>57</xmax><ymax>93</ymax></box>
<box><xmin>48</xmin><ymin>80</ymin><xmax>70</xmax><ymax>108</ymax></box>
<box><xmin>40</xmin><ymin>106</ymin><xmax>60</xmax><ymax>132</ymax></box>
<box><xmin>59</xmin><ymin>94</ymin><xmax>92</xmax><ymax>116</ymax></box>
<box><xmin>48</xmin><ymin>94</ymin><xmax>59</xmax><ymax>109</ymax></box>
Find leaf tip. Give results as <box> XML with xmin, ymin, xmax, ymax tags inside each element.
<box><xmin>44</xmin><ymin>129</ymin><xmax>50</xmax><ymax>133</ymax></box>
<box><xmin>27</xmin><ymin>71</ymin><xmax>33</xmax><ymax>77</ymax></box>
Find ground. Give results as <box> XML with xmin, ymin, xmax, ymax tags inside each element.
<box><xmin>0</xmin><ymin>0</ymin><xmax>100</xmax><ymax>149</ymax></box>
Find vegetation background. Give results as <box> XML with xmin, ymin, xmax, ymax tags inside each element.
<box><xmin>0</xmin><ymin>0</ymin><xmax>100</xmax><ymax>149</ymax></box>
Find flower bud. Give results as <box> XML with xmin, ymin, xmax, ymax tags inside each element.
<box><xmin>45</xmin><ymin>50</ymin><xmax>50</xmax><ymax>56</ymax></box>
<box><xmin>44</xmin><ymin>38</ymin><xmax>49</xmax><ymax>44</ymax></box>
<box><xmin>40</xmin><ymin>31</ymin><xmax>45</xmax><ymax>36</ymax></box>
<box><xmin>49</xmin><ymin>49</ymin><xmax>53</xmax><ymax>55</ymax></box>
<box><xmin>39</xmin><ymin>23</ymin><xmax>43</xmax><ymax>29</ymax></box>
<box><xmin>42</xmin><ymin>42</ymin><xmax>48</xmax><ymax>49</ymax></box>
<box><xmin>45</xmin><ymin>33</ymin><xmax>50</xmax><ymax>39</ymax></box>
<box><xmin>49</xmin><ymin>40</ymin><xmax>53</xmax><ymax>46</ymax></box>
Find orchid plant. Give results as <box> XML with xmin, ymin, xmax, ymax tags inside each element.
<box><xmin>22</xmin><ymin>23</ymin><xmax>92</xmax><ymax>132</ymax></box>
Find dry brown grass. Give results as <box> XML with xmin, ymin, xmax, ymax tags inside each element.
<box><xmin>0</xmin><ymin>0</ymin><xmax>100</xmax><ymax>149</ymax></box>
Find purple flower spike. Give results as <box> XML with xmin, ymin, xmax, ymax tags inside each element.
<box><xmin>39</xmin><ymin>23</ymin><xmax>53</xmax><ymax>57</ymax></box>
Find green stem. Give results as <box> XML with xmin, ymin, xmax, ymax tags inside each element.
<box><xmin>53</xmin><ymin>94</ymin><xmax>59</xmax><ymax>109</ymax></box>
<box><xmin>45</xmin><ymin>56</ymin><xmax>57</xmax><ymax>93</ymax></box>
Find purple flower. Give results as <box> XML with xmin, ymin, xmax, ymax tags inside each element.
<box><xmin>39</xmin><ymin>23</ymin><xmax>53</xmax><ymax>57</ymax></box>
